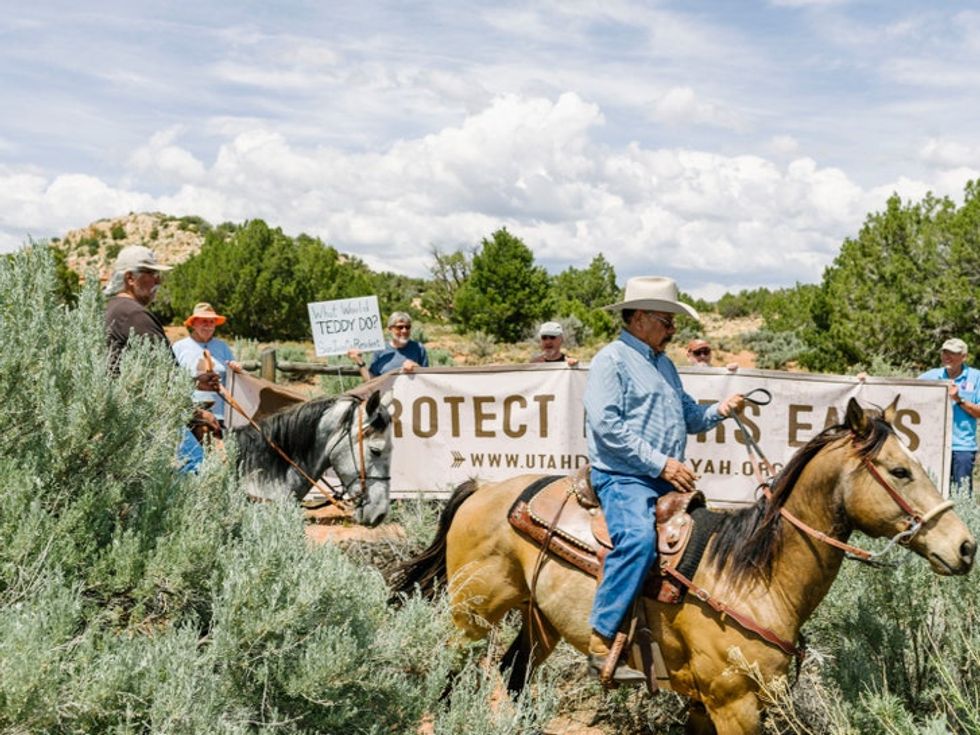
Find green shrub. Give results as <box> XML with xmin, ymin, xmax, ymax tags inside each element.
<box><xmin>428</xmin><ymin>347</ymin><xmax>456</xmax><ymax>366</ymax></box>
<box><xmin>466</xmin><ymin>330</ymin><xmax>497</xmax><ymax>361</ymax></box>
<box><xmin>0</xmin><ymin>245</ymin><xmax>544</xmax><ymax>732</ymax></box>
<box><xmin>455</xmin><ymin>228</ymin><xmax>552</xmax><ymax>342</ymax></box>
<box><xmin>157</xmin><ymin>220</ymin><xmax>376</xmax><ymax>340</ymax></box>
<box><xmin>110</xmin><ymin>223</ymin><xmax>126</xmax><ymax>240</ymax></box>
<box><xmin>78</xmin><ymin>236</ymin><xmax>100</xmax><ymax>255</ymax></box>
<box><xmin>741</xmin><ymin>329</ymin><xmax>807</xmax><ymax>370</ymax></box>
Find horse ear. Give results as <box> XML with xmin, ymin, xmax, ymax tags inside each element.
<box><xmin>883</xmin><ymin>394</ymin><xmax>900</xmax><ymax>424</ymax></box>
<box><xmin>365</xmin><ymin>390</ymin><xmax>381</xmax><ymax>417</ymax></box>
<box><xmin>845</xmin><ymin>397</ymin><xmax>871</xmax><ymax>437</ymax></box>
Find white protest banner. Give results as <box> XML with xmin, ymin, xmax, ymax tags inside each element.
<box><xmin>385</xmin><ymin>366</ymin><xmax>952</xmax><ymax>505</ymax></box>
<box><xmin>307</xmin><ymin>295</ymin><xmax>384</xmax><ymax>357</ymax></box>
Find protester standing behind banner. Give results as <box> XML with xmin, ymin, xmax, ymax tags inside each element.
<box><xmin>686</xmin><ymin>338</ymin><xmax>738</xmax><ymax>372</ymax></box>
<box><xmin>582</xmin><ymin>275</ymin><xmax>744</xmax><ymax>684</ymax></box>
<box><xmin>348</xmin><ymin>311</ymin><xmax>428</xmax><ymax>381</ymax></box>
<box><xmin>173</xmin><ymin>302</ymin><xmax>242</xmax><ymax>426</ymax></box>
<box><xmin>919</xmin><ymin>337</ymin><xmax>980</xmax><ymax>497</ymax></box>
<box><xmin>530</xmin><ymin>321</ymin><xmax>578</xmax><ymax>366</ymax></box>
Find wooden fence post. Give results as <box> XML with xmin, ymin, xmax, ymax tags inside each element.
<box><xmin>260</xmin><ymin>348</ymin><xmax>277</xmax><ymax>383</ymax></box>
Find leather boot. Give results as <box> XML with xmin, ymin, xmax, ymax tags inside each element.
<box><xmin>587</xmin><ymin>631</ymin><xmax>646</xmax><ymax>686</ymax></box>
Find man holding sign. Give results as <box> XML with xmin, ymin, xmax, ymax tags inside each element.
<box><xmin>349</xmin><ymin>311</ymin><xmax>429</xmax><ymax>380</ymax></box>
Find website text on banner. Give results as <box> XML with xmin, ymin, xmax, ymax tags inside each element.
<box><xmin>386</xmin><ymin>366</ymin><xmax>952</xmax><ymax>505</ymax></box>
<box><xmin>307</xmin><ymin>295</ymin><xmax>385</xmax><ymax>357</ymax></box>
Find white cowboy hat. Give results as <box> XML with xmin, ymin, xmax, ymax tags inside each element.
<box><xmin>604</xmin><ymin>276</ymin><xmax>700</xmax><ymax>320</ymax></box>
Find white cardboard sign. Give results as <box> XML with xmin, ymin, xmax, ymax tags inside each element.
<box><xmin>308</xmin><ymin>296</ymin><xmax>385</xmax><ymax>357</ymax></box>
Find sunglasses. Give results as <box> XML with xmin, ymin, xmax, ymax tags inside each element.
<box><xmin>646</xmin><ymin>313</ymin><xmax>675</xmax><ymax>330</ymax></box>
<box><xmin>691</xmin><ymin>348</ymin><xmax>711</xmax><ymax>357</ymax></box>
<box><xmin>391</xmin><ymin>325</ymin><xmax>412</xmax><ymax>332</ymax></box>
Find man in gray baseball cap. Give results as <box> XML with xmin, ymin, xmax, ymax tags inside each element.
<box><xmin>104</xmin><ymin>245</ymin><xmax>174</xmax><ymax>372</ymax></box>
<box><xmin>104</xmin><ymin>245</ymin><xmax>220</xmax><ymax>472</ymax></box>
<box><xmin>920</xmin><ymin>337</ymin><xmax>980</xmax><ymax>496</ymax></box>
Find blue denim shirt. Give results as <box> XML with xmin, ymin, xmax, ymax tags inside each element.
<box><xmin>584</xmin><ymin>329</ymin><xmax>723</xmax><ymax>477</ymax></box>
<box><xmin>919</xmin><ymin>365</ymin><xmax>980</xmax><ymax>451</ymax></box>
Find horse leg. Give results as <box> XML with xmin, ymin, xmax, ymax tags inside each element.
<box><xmin>500</xmin><ymin>609</ymin><xmax>560</xmax><ymax>697</ymax></box>
<box><xmin>449</xmin><ymin>560</ymin><xmax>527</xmax><ymax>642</ymax></box>
<box><xmin>704</xmin><ymin>695</ymin><xmax>762</xmax><ymax>735</ymax></box>
<box><xmin>685</xmin><ymin>700</ymin><xmax>717</xmax><ymax>735</ymax></box>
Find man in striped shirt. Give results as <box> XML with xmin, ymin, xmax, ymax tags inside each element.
<box><xmin>584</xmin><ymin>276</ymin><xmax>744</xmax><ymax>684</ymax></box>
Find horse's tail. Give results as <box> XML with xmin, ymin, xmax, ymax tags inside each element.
<box><xmin>387</xmin><ymin>479</ymin><xmax>481</xmax><ymax>605</ymax></box>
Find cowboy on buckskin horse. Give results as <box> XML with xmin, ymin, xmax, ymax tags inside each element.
<box><xmin>584</xmin><ymin>275</ymin><xmax>745</xmax><ymax>684</ymax></box>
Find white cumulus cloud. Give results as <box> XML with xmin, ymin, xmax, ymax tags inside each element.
<box><xmin>0</xmin><ymin>92</ymin><xmax>963</xmax><ymax>294</ymax></box>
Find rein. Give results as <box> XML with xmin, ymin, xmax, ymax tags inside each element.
<box><xmin>731</xmin><ymin>391</ymin><xmax>956</xmax><ymax>564</ymax></box>
<box><xmin>220</xmin><ymin>384</ymin><xmax>354</xmax><ymax>514</ymax></box>
<box><xmin>661</xmin><ymin>391</ymin><xmax>957</xmax><ymax>666</ymax></box>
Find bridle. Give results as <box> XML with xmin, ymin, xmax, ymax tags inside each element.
<box><xmin>319</xmin><ymin>398</ymin><xmax>392</xmax><ymax>508</ymax></box>
<box><xmin>659</xmin><ymin>390</ymin><xmax>960</xmax><ymax>666</ymax></box>
<box><xmin>734</xmin><ymin>389</ymin><xmax>956</xmax><ymax>564</ymax></box>
<box><xmin>224</xmin><ymin>387</ymin><xmax>390</xmax><ymax>513</ymax></box>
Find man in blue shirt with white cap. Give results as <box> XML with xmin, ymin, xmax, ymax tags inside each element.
<box><xmin>583</xmin><ymin>275</ymin><xmax>744</xmax><ymax>684</ymax></box>
<box><xmin>920</xmin><ymin>337</ymin><xmax>980</xmax><ymax>497</ymax></box>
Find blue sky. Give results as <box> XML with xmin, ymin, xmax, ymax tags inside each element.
<box><xmin>2</xmin><ymin>0</ymin><xmax>978</xmax><ymax>298</ymax></box>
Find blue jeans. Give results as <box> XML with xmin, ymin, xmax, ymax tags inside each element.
<box><xmin>177</xmin><ymin>427</ymin><xmax>205</xmax><ymax>474</ymax></box>
<box><xmin>589</xmin><ymin>468</ymin><xmax>669</xmax><ymax>639</ymax></box>
<box><xmin>951</xmin><ymin>450</ymin><xmax>976</xmax><ymax>498</ymax></box>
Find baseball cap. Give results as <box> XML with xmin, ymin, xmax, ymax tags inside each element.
<box><xmin>538</xmin><ymin>321</ymin><xmax>563</xmax><ymax>338</ymax></box>
<box><xmin>942</xmin><ymin>338</ymin><xmax>968</xmax><ymax>354</ymax></box>
<box><xmin>113</xmin><ymin>245</ymin><xmax>172</xmax><ymax>274</ymax></box>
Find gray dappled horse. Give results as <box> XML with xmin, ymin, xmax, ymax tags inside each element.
<box><xmin>233</xmin><ymin>390</ymin><xmax>393</xmax><ymax>526</ymax></box>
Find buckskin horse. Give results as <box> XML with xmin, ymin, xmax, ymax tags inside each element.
<box><xmin>390</xmin><ymin>399</ymin><xmax>976</xmax><ymax>734</ymax></box>
<box><xmin>234</xmin><ymin>390</ymin><xmax>393</xmax><ymax>526</ymax></box>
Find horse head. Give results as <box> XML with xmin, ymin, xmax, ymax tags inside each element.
<box><xmin>840</xmin><ymin>397</ymin><xmax>975</xmax><ymax>575</ymax></box>
<box><xmin>324</xmin><ymin>389</ymin><xmax>393</xmax><ymax>526</ymax></box>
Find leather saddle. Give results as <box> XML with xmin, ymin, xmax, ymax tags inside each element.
<box><xmin>508</xmin><ymin>466</ymin><xmax>709</xmax><ymax>604</ymax></box>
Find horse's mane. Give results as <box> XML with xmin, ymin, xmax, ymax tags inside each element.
<box><xmin>706</xmin><ymin>407</ymin><xmax>894</xmax><ymax>584</ymax></box>
<box><xmin>233</xmin><ymin>396</ymin><xmax>348</xmax><ymax>480</ymax></box>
